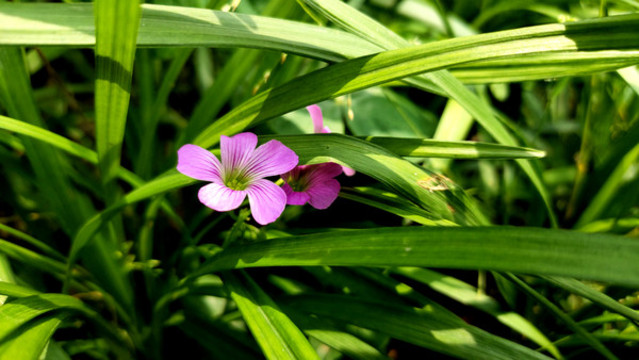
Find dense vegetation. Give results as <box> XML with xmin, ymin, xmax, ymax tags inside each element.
<box><xmin>0</xmin><ymin>0</ymin><xmax>638</xmax><ymax>359</ymax></box>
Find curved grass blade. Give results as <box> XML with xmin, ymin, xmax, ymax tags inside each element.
<box><xmin>196</xmin><ymin>227</ymin><xmax>639</xmax><ymax>288</ymax></box>
<box><xmin>286</xmin><ymin>294</ymin><xmax>550</xmax><ymax>360</ymax></box>
<box><xmin>224</xmin><ymin>271</ymin><xmax>320</xmax><ymax>360</ymax></box>
<box><xmin>393</xmin><ymin>267</ymin><xmax>562</xmax><ymax>359</ymax></box>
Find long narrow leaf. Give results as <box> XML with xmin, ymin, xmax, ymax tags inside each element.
<box><xmin>365</xmin><ymin>137</ymin><xmax>545</xmax><ymax>159</ymax></box>
<box><xmin>197</xmin><ymin>227</ymin><xmax>639</xmax><ymax>288</ymax></box>
<box><xmin>94</xmin><ymin>0</ymin><xmax>141</xmax><ymax>193</ymax></box>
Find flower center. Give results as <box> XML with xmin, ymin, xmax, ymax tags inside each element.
<box><xmin>286</xmin><ymin>175</ymin><xmax>309</xmax><ymax>192</ymax></box>
<box><xmin>224</xmin><ymin>171</ymin><xmax>251</xmax><ymax>191</ymax></box>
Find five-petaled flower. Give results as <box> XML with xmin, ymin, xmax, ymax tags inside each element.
<box><xmin>177</xmin><ymin>133</ymin><xmax>298</xmax><ymax>225</ymax></box>
<box><xmin>281</xmin><ymin>162</ymin><xmax>342</xmax><ymax>209</ymax></box>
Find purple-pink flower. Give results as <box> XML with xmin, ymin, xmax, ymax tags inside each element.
<box><xmin>177</xmin><ymin>133</ymin><xmax>298</xmax><ymax>225</ymax></box>
<box><xmin>281</xmin><ymin>162</ymin><xmax>342</xmax><ymax>209</ymax></box>
<box><xmin>306</xmin><ymin>105</ymin><xmax>355</xmax><ymax>176</ymax></box>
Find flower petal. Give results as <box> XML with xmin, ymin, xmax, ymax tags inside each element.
<box><xmin>245</xmin><ymin>140</ymin><xmax>298</xmax><ymax>179</ymax></box>
<box><xmin>307</xmin><ymin>179</ymin><xmax>340</xmax><ymax>210</ymax></box>
<box><xmin>247</xmin><ymin>179</ymin><xmax>287</xmax><ymax>225</ymax></box>
<box><xmin>307</xmin><ymin>163</ymin><xmax>343</xmax><ymax>183</ymax></box>
<box><xmin>342</xmin><ymin>166</ymin><xmax>356</xmax><ymax>177</ymax></box>
<box><xmin>306</xmin><ymin>105</ymin><xmax>330</xmax><ymax>134</ymax></box>
<box><xmin>177</xmin><ymin>144</ymin><xmax>223</xmax><ymax>182</ymax></box>
<box><xmin>220</xmin><ymin>132</ymin><xmax>258</xmax><ymax>173</ymax></box>
<box><xmin>198</xmin><ymin>182</ymin><xmax>246</xmax><ymax>212</ymax></box>
<box><xmin>282</xmin><ymin>183</ymin><xmax>310</xmax><ymax>205</ymax></box>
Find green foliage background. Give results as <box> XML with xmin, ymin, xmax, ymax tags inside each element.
<box><xmin>0</xmin><ymin>0</ymin><xmax>638</xmax><ymax>359</ymax></box>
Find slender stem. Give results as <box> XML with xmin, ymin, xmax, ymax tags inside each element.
<box><xmin>434</xmin><ymin>0</ymin><xmax>454</xmax><ymax>37</ymax></box>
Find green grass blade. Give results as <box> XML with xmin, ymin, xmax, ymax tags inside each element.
<box><xmin>0</xmin><ymin>294</ymin><xmax>83</xmax><ymax>342</ymax></box>
<box><xmin>0</xmin><ymin>281</ymin><xmax>40</xmax><ymax>298</ymax></box>
<box><xmin>0</xmin><ymin>256</ymin><xmax>16</xmax><ymax>305</ymax></box>
<box><xmin>430</xmin><ymin>99</ymin><xmax>474</xmax><ymax>171</ymax></box>
<box><xmin>541</xmin><ymin>276</ymin><xmax>639</xmax><ymax>322</ymax></box>
<box><xmin>504</xmin><ymin>274</ymin><xmax>618</xmax><ymax>360</ymax></box>
<box><xmin>575</xmin><ymin>142</ymin><xmax>639</xmax><ymax>228</ymax></box>
<box><xmin>0</xmin><ymin>3</ymin><xmax>381</xmax><ymax>61</ymax></box>
<box><xmin>286</xmin><ymin>294</ymin><xmax>550</xmax><ymax>360</ymax></box>
<box><xmin>394</xmin><ymin>267</ymin><xmax>562</xmax><ymax>359</ymax></box>
<box><xmin>365</xmin><ymin>136</ymin><xmax>546</xmax><ymax>159</ymax></box>
<box><xmin>0</xmin><ymin>313</ymin><xmax>66</xmax><ymax>360</ymax></box>
<box><xmin>453</xmin><ymin>52</ymin><xmax>639</xmax><ymax>83</ymax></box>
<box><xmin>0</xmin><ymin>239</ymin><xmax>70</xmax><ymax>277</ymax></box>
<box><xmin>0</xmin><ymin>115</ymin><xmax>96</xmax><ymax>162</ymax></box>
<box><xmin>197</xmin><ymin>227</ymin><xmax>639</xmax><ymax>288</ymax></box>
<box><xmin>224</xmin><ymin>271</ymin><xmax>320</xmax><ymax>360</ymax></box>
<box><xmin>136</xmin><ymin>48</ymin><xmax>193</xmax><ymax>179</ymax></box>
<box><xmin>0</xmin><ymin>223</ymin><xmax>64</xmax><ymax>262</ymax></box>
<box><xmin>94</xmin><ymin>0</ymin><xmax>141</xmax><ymax>193</ymax></box>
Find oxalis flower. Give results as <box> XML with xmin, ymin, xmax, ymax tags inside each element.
<box><xmin>281</xmin><ymin>162</ymin><xmax>342</xmax><ymax>210</ymax></box>
<box><xmin>306</xmin><ymin>104</ymin><xmax>355</xmax><ymax>176</ymax></box>
<box><xmin>177</xmin><ymin>133</ymin><xmax>298</xmax><ymax>225</ymax></box>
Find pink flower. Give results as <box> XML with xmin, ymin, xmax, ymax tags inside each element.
<box><xmin>177</xmin><ymin>133</ymin><xmax>298</xmax><ymax>225</ymax></box>
<box><xmin>306</xmin><ymin>105</ymin><xmax>355</xmax><ymax>176</ymax></box>
<box><xmin>281</xmin><ymin>162</ymin><xmax>342</xmax><ymax>209</ymax></box>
